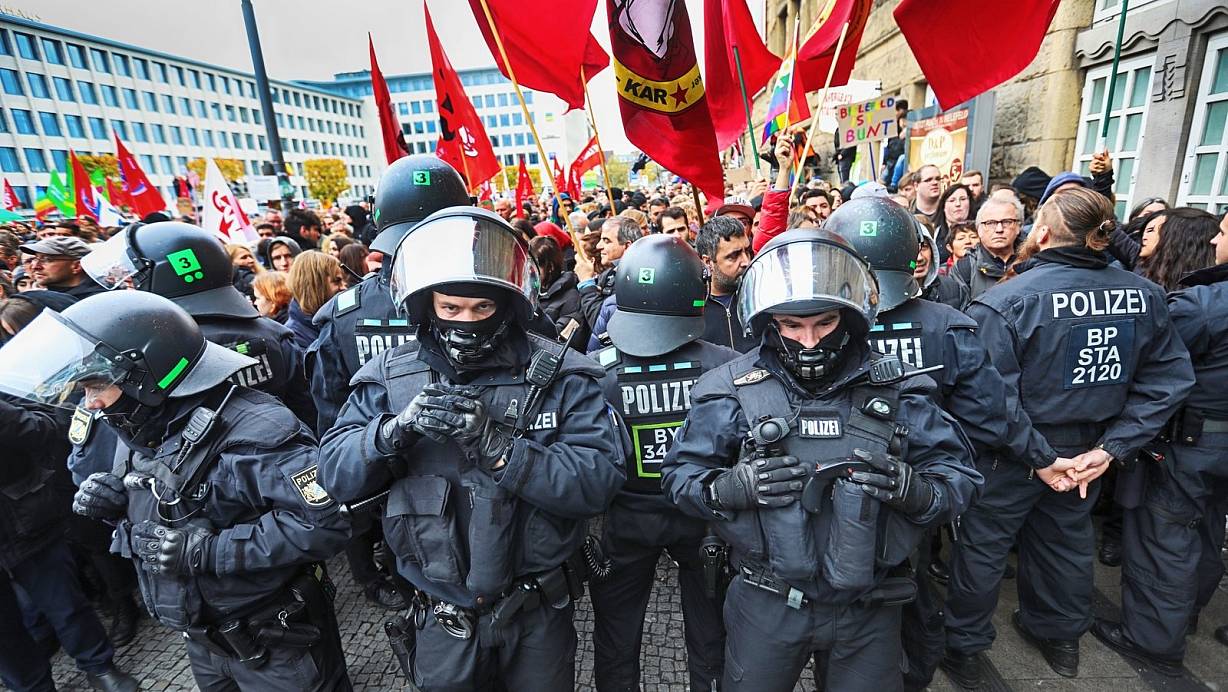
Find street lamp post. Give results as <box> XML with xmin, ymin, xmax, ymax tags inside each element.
<box><xmin>240</xmin><ymin>0</ymin><xmax>295</xmax><ymax>213</ymax></box>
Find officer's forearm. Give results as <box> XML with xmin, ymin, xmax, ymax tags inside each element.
<box><xmin>317</xmin><ymin>418</ymin><xmax>398</xmax><ymax>503</ymax></box>
<box><xmin>496</xmin><ymin>437</ymin><xmax>623</xmax><ymax>518</ymax></box>
<box><xmin>214</xmin><ymin>511</ymin><xmax>350</xmax><ymax>575</ymax></box>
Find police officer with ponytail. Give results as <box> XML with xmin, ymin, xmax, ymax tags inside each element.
<box><xmin>942</xmin><ymin>188</ymin><xmax>1194</xmax><ymax>686</ymax></box>
<box><xmin>588</xmin><ymin>235</ymin><xmax>738</xmax><ymax>691</ymax></box>
<box><xmin>662</xmin><ymin>229</ymin><xmax>981</xmax><ymax>691</ymax></box>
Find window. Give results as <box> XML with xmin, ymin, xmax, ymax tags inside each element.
<box><xmin>38</xmin><ymin>112</ymin><xmax>61</xmax><ymax>136</ymax></box>
<box><xmin>0</xmin><ymin>148</ymin><xmax>19</xmax><ymax>173</ymax></box>
<box><xmin>194</xmin><ymin>100</ymin><xmax>206</xmax><ymax>118</ymax></box>
<box><xmin>1178</xmin><ymin>33</ymin><xmax>1228</xmax><ymax>214</ymax></box>
<box><xmin>208</xmin><ymin>102</ymin><xmax>221</xmax><ymax>120</ymax></box>
<box><xmin>413</xmin><ymin>121</ymin><xmax>425</xmax><ymax>135</ymax></box>
<box><xmin>220</xmin><ymin>76</ymin><xmax>230</xmax><ymax>94</ymax></box>
<box><xmin>112</xmin><ymin>120</ymin><xmax>127</xmax><ymax>139</ymax></box>
<box><xmin>24</xmin><ymin>149</ymin><xmax>47</xmax><ymax>173</ymax></box>
<box><xmin>173</xmin><ymin>65</ymin><xmax>185</xmax><ymax>86</ymax></box>
<box><xmin>484</xmin><ymin>95</ymin><xmax>495</xmax><ymax>108</ymax></box>
<box><xmin>225</xmin><ymin>105</ymin><xmax>235</xmax><ymax>122</ymax></box>
<box><xmin>257</xmin><ymin>135</ymin><xmax>265</xmax><ymax>149</ymax></box>
<box><xmin>159</xmin><ymin>155</ymin><xmax>172</xmax><ymax>174</ymax></box>
<box><xmin>424</xmin><ymin>100</ymin><xmax>434</xmax><ymax>114</ymax></box>
<box><xmin>239</xmin><ymin>107</ymin><xmax>249</xmax><ymax>123</ymax></box>
<box><xmin>65</xmin><ymin>115</ymin><xmax>85</xmax><ymax>138</ymax></box>
<box><xmin>512</xmin><ymin>112</ymin><xmax>522</xmax><ymax>126</ymax></box>
<box><xmin>1074</xmin><ymin>54</ymin><xmax>1155</xmax><ymax>218</ymax></box>
<box><xmin>49</xmin><ymin>150</ymin><xmax>67</xmax><ymax>170</ymax></box>
<box><xmin>187</xmin><ymin>128</ymin><xmax>199</xmax><ymax>146</ymax></box>
<box><xmin>53</xmin><ymin>76</ymin><xmax>74</xmax><ymax>101</ymax></box>
<box><xmin>528</xmin><ymin>152</ymin><xmax>538</xmax><ymax>165</ymax></box>
<box><xmin>79</xmin><ymin>81</ymin><xmax>97</xmax><ymax>104</ymax></box>
<box><xmin>205</xmin><ymin>73</ymin><xmax>215</xmax><ymax>91</ymax></box>
<box><xmin>140</xmin><ymin>154</ymin><xmax>156</xmax><ymax>173</ymax></box>
<box><xmin>163</xmin><ymin>94</ymin><xmax>175</xmax><ymax>113</ymax></box>
<box><xmin>498</xmin><ymin>93</ymin><xmax>509</xmax><ymax>107</ymax></box>
<box><xmin>143</xmin><ymin>92</ymin><xmax>158</xmax><ymax>111</ymax></box>
<box><xmin>231</xmin><ymin>132</ymin><xmax>242</xmax><ymax>148</ymax></box>
<box><xmin>293</xmin><ymin>92</ymin><xmax>302</xmax><ymax>107</ymax></box>
<box><xmin>416</xmin><ymin>141</ymin><xmax>427</xmax><ymax>154</ymax></box>
<box><xmin>113</xmin><ymin>54</ymin><xmax>131</xmax><ymax>77</ymax></box>
<box><xmin>0</xmin><ymin>69</ymin><xmax>23</xmax><ymax>95</ymax></box>
<box><xmin>427</xmin><ymin>121</ymin><xmax>437</xmax><ymax>134</ymax></box>
<box><xmin>179</xmin><ymin>97</ymin><xmax>190</xmax><ymax>113</ymax></box>
<box><xmin>152</xmin><ymin>124</ymin><xmax>165</xmax><ymax>143</ymax></box>
<box><xmin>0</xmin><ymin>31</ymin><xmax>9</xmax><ymax>56</ymax></box>
<box><xmin>524</xmin><ymin>91</ymin><xmax>533</xmax><ymax>105</ymax></box>
<box><xmin>204</xmin><ymin>130</ymin><xmax>214</xmax><ymax>147</ymax></box>
<box><xmin>13</xmin><ymin>32</ymin><xmax>38</xmax><ymax>60</ymax></box>
<box><xmin>132</xmin><ymin>122</ymin><xmax>147</xmax><ymax>142</ymax></box>
<box><xmin>0</xmin><ymin>109</ymin><xmax>6</xmax><ymax>133</ymax></box>
<box><xmin>170</xmin><ymin>126</ymin><xmax>183</xmax><ymax>144</ymax></box>
<box><xmin>102</xmin><ymin>85</ymin><xmax>119</xmax><ymax>107</ymax></box>
<box><xmin>253</xmin><ymin>109</ymin><xmax>262</xmax><ymax>125</ymax></box>
<box><xmin>153</xmin><ymin>62</ymin><xmax>168</xmax><ymax>83</ymax></box>
<box><xmin>133</xmin><ymin>57</ymin><xmax>149</xmax><ymax>80</ymax></box>
<box><xmin>123</xmin><ymin>88</ymin><xmax>139</xmax><ymax>109</ymax></box>
<box><xmin>66</xmin><ymin>43</ymin><xmax>86</xmax><ymax>68</ymax></box>
<box><xmin>91</xmin><ymin>48</ymin><xmax>110</xmax><ymax>73</ymax></box>
<box><xmin>41</xmin><ymin>38</ymin><xmax>63</xmax><ymax>65</ymax></box>
<box><xmin>245</xmin><ymin>133</ymin><xmax>254</xmax><ymax>149</ymax></box>
<box><xmin>11</xmin><ymin>109</ymin><xmax>35</xmax><ymax>135</ymax></box>
<box><xmin>398</xmin><ymin>102</ymin><xmax>409</xmax><ymax>116</ymax></box>
<box><xmin>88</xmin><ymin>116</ymin><xmax>107</xmax><ymax>139</ymax></box>
<box><xmin>25</xmin><ymin>73</ymin><xmax>49</xmax><ymax>99</ymax></box>
<box><xmin>188</xmin><ymin>70</ymin><xmax>201</xmax><ymax>89</ymax></box>
<box><xmin>499</xmin><ymin>114</ymin><xmax>510</xmax><ymax>128</ymax></box>
<box><xmin>515</xmin><ymin>133</ymin><xmax>525</xmax><ymax>146</ymax></box>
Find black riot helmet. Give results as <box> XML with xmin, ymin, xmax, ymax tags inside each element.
<box><xmin>80</xmin><ymin>221</ymin><xmax>259</xmax><ymax>319</ymax></box>
<box><xmin>0</xmin><ymin>291</ymin><xmax>255</xmax><ymax>410</ymax></box>
<box><xmin>824</xmin><ymin>197</ymin><xmax>920</xmax><ymax>311</ymax></box>
<box><xmin>608</xmin><ymin>235</ymin><xmax>708</xmax><ymax>357</ymax></box>
<box><xmin>370</xmin><ymin>155</ymin><xmax>471</xmax><ymax>256</ymax></box>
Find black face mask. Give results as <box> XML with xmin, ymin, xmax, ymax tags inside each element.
<box><xmin>99</xmin><ymin>393</ymin><xmax>155</xmax><ymax>443</ymax></box>
<box><xmin>431</xmin><ymin>312</ymin><xmax>510</xmax><ymax>367</ymax></box>
<box><xmin>770</xmin><ymin>322</ymin><xmax>850</xmax><ymax>383</ymax></box>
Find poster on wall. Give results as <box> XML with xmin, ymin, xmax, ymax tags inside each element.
<box><xmin>908</xmin><ymin>108</ymin><xmax>970</xmax><ymax>185</ymax></box>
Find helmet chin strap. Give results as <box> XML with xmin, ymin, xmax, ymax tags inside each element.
<box><xmin>430</xmin><ymin>312</ymin><xmax>510</xmax><ymax>368</ymax></box>
<box><xmin>769</xmin><ymin>321</ymin><xmax>850</xmax><ymax>384</ymax></box>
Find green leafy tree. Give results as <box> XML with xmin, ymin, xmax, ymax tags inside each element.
<box><xmin>303</xmin><ymin>158</ymin><xmax>350</xmax><ymax>205</ymax></box>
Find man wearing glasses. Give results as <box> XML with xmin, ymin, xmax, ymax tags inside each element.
<box><xmin>912</xmin><ymin>164</ymin><xmax>944</xmax><ymax>216</ymax></box>
<box><xmin>951</xmin><ymin>197</ymin><xmax>1025</xmax><ymax>302</ymax></box>
<box><xmin>18</xmin><ymin>236</ymin><xmax>105</xmax><ymax>299</ymax></box>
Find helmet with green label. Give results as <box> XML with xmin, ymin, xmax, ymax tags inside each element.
<box><xmin>81</xmin><ymin>221</ymin><xmax>259</xmax><ymax>319</ymax></box>
<box><xmin>824</xmin><ymin>196</ymin><xmax>921</xmax><ymax>312</ymax></box>
<box><xmin>0</xmin><ymin>290</ymin><xmax>255</xmax><ymax>409</ymax></box>
<box><xmin>370</xmin><ymin>155</ymin><xmax>471</xmax><ymax>256</ymax></box>
<box><xmin>608</xmin><ymin>235</ymin><xmax>708</xmax><ymax>357</ymax></box>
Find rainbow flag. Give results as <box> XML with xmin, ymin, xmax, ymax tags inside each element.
<box><xmin>33</xmin><ymin>196</ymin><xmax>56</xmax><ymax>219</ymax></box>
<box><xmin>761</xmin><ymin>48</ymin><xmax>810</xmax><ymax>144</ymax></box>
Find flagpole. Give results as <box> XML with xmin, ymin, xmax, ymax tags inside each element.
<box><xmin>475</xmin><ymin>0</ymin><xmax>578</xmax><ymax>240</ymax></box>
<box><xmin>580</xmin><ymin>66</ymin><xmax>617</xmax><ymax>212</ymax></box>
<box><xmin>1097</xmin><ymin>0</ymin><xmax>1130</xmax><ymax>151</ymax></box>
<box><xmin>731</xmin><ymin>46</ymin><xmax>762</xmax><ymax>173</ymax></box>
<box><xmin>690</xmin><ymin>184</ymin><xmax>706</xmax><ymax>224</ymax></box>
<box><xmin>781</xmin><ymin>17</ymin><xmax>802</xmax><ymax>136</ymax></box>
<box><xmin>796</xmin><ymin>21</ymin><xmax>849</xmax><ymax>185</ymax></box>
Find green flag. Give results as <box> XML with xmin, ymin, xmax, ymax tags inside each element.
<box><xmin>46</xmin><ymin>169</ymin><xmax>75</xmax><ymax>216</ymax></box>
<box><xmin>0</xmin><ymin>209</ymin><xmax>22</xmax><ymax>222</ymax></box>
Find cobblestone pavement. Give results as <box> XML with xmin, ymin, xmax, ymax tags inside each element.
<box><xmin>22</xmin><ymin>544</ymin><xmax>1228</xmax><ymax>691</ymax></box>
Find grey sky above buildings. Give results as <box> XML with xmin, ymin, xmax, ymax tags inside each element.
<box><xmin>14</xmin><ymin>1</ymin><xmax>764</xmax><ymax>154</ymax></box>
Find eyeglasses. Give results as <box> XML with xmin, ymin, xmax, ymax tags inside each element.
<box><xmin>978</xmin><ymin>219</ymin><xmax>1021</xmax><ymax>230</ymax></box>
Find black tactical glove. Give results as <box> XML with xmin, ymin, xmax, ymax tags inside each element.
<box><xmin>847</xmin><ymin>448</ymin><xmax>935</xmax><ymax>515</ymax></box>
<box><xmin>704</xmin><ymin>455</ymin><xmax>805</xmax><ymax>510</ymax></box>
<box><xmin>378</xmin><ymin>388</ymin><xmax>450</xmax><ymax>453</ymax></box>
<box><xmin>415</xmin><ymin>383</ymin><xmax>512</xmax><ymax>473</ymax></box>
<box><xmin>132</xmin><ymin>521</ymin><xmax>216</xmax><ymax>575</ymax></box>
<box><xmin>72</xmin><ymin>472</ymin><xmax>128</xmax><ymax>520</ymax></box>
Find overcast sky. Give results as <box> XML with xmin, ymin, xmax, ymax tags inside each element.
<box><xmin>11</xmin><ymin>0</ymin><xmax>763</xmax><ymax>154</ymax></box>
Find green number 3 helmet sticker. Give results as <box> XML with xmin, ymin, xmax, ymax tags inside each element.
<box><xmin>166</xmin><ymin>249</ymin><xmax>204</xmax><ymax>283</ymax></box>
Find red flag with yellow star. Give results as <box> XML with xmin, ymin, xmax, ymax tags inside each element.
<box><xmin>607</xmin><ymin>0</ymin><xmax>724</xmax><ymax>205</ymax></box>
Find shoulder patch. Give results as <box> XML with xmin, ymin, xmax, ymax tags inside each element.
<box><xmin>290</xmin><ymin>465</ymin><xmax>332</xmax><ymax>507</ymax></box>
<box><xmin>334</xmin><ymin>287</ymin><xmax>361</xmax><ymax>317</ymax></box>
<box><xmin>68</xmin><ymin>406</ymin><xmax>94</xmax><ymax>446</ymax></box>
<box><xmin>597</xmin><ymin>346</ymin><xmax>620</xmax><ymax>368</ymax></box>
<box><xmin>733</xmin><ymin>368</ymin><xmax>771</xmax><ymax>387</ymax></box>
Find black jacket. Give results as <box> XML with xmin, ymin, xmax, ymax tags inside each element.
<box><xmin>0</xmin><ymin>397</ymin><xmax>71</xmax><ymax>569</ymax></box>
<box><xmin>539</xmin><ymin>271</ymin><xmax>588</xmax><ymax>348</ymax></box>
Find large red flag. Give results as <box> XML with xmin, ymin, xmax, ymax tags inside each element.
<box><xmin>704</xmin><ymin>0</ymin><xmax>782</xmax><ymax>151</ymax></box>
<box><xmin>569</xmin><ymin>135</ymin><xmax>602</xmax><ymax>179</ymax></box>
<box><xmin>370</xmin><ymin>36</ymin><xmax>409</xmax><ymax>165</ymax></box>
<box><xmin>426</xmin><ymin>4</ymin><xmax>501</xmax><ymax>190</ymax></box>
<box><xmin>467</xmin><ymin>0</ymin><xmax>607</xmax><ymax>111</ymax></box>
<box><xmin>2</xmin><ymin>178</ymin><xmax>18</xmax><ymax>210</ymax></box>
<box><xmin>514</xmin><ymin>158</ymin><xmax>534</xmax><ymax>219</ymax></box>
<box><xmin>106</xmin><ymin>177</ymin><xmax>134</xmax><ymax>210</ymax></box>
<box><xmin>607</xmin><ymin>0</ymin><xmax>724</xmax><ymax>205</ymax></box>
<box><xmin>895</xmin><ymin>0</ymin><xmax>1060</xmax><ymax>110</ymax></box>
<box><xmin>796</xmin><ymin>0</ymin><xmax>872</xmax><ymax>92</ymax></box>
<box><xmin>114</xmin><ymin>135</ymin><xmax>166</xmax><ymax>217</ymax></box>
<box><xmin>70</xmin><ymin>151</ymin><xmax>99</xmax><ymax>221</ymax></box>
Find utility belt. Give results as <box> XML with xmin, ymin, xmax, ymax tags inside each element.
<box><xmin>738</xmin><ymin>564</ymin><xmax>916</xmax><ymax>611</ymax></box>
<box><xmin>1034</xmin><ymin>421</ymin><xmax>1108</xmax><ymax>450</ymax></box>
<box><xmin>181</xmin><ymin>564</ymin><xmax>334</xmax><ymax>669</ymax></box>
<box><xmin>1162</xmin><ymin>407</ymin><xmax>1228</xmax><ymax>446</ymax></box>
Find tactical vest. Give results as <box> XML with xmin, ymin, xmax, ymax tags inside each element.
<box><xmin>198</xmin><ymin>317</ymin><xmax>291</xmax><ymax>394</ymax></box>
<box><xmin>328</xmin><ymin>278</ymin><xmax>417</xmax><ymax>374</ymax></box>
<box><xmin>711</xmin><ymin>354</ymin><xmax>922</xmax><ymax>598</ymax></box>
<box><xmin>367</xmin><ymin>334</ymin><xmax>601</xmax><ymax>601</ymax></box>
<box><xmin>871</xmin><ymin>298</ymin><xmax>977</xmax><ymax>407</ymax></box>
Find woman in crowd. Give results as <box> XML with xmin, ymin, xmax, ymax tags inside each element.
<box><xmin>321</xmin><ymin>233</ymin><xmax>355</xmax><ymax>259</ymax></box>
<box><xmin>1135</xmin><ymin>207</ymin><xmax>1221</xmax><ymax>291</ymax></box>
<box><xmin>263</xmin><ymin>236</ymin><xmax>302</xmax><ymax>273</ymax></box>
<box><xmin>252</xmin><ymin>270</ymin><xmax>292</xmax><ymax>324</ymax></box>
<box><xmin>529</xmin><ymin>235</ymin><xmax>587</xmax><ymax>348</ymax></box>
<box><xmin>944</xmin><ymin>220</ymin><xmax>980</xmax><ymax>275</ymax></box>
<box><xmin>226</xmin><ymin>243</ymin><xmax>261</xmax><ymax>299</ymax></box>
<box><xmin>337</xmin><ymin>242</ymin><xmax>369</xmax><ymax>287</ymax></box>
<box><xmin>285</xmin><ymin>250</ymin><xmax>345</xmax><ymax>349</ymax></box>
<box><xmin>932</xmin><ymin>183</ymin><xmax>975</xmax><ymax>261</ymax></box>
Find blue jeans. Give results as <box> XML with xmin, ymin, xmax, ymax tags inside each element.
<box><xmin>0</xmin><ymin>541</ymin><xmax>115</xmax><ymax>691</ymax></box>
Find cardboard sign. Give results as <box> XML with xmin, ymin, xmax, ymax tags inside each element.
<box><xmin>836</xmin><ymin>96</ymin><xmax>898</xmax><ymax>146</ymax></box>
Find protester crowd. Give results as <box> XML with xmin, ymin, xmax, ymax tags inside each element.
<box><xmin>0</xmin><ymin>127</ymin><xmax>1226</xmax><ymax>692</ymax></box>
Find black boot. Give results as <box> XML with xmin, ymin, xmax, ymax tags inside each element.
<box><xmin>86</xmin><ymin>666</ymin><xmax>139</xmax><ymax>692</ymax></box>
<box><xmin>939</xmin><ymin>648</ymin><xmax>984</xmax><ymax>689</ymax></box>
<box><xmin>109</xmin><ymin>594</ymin><xmax>142</xmax><ymax>648</ymax></box>
<box><xmin>1013</xmin><ymin>610</ymin><xmax>1078</xmax><ymax>678</ymax></box>
<box><xmin>364</xmin><ymin>579</ymin><xmax>407</xmax><ymax>610</ymax></box>
<box><xmin>1091</xmin><ymin>619</ymin><xmax>1182</xmax><ymax>678</ymax></box>
<box><xmin>1098</xmin><ymin>538</ymin><xmax>1122</xmax><ymax>567</ymax></box>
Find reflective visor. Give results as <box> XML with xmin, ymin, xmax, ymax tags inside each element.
<box><xmin>0</xmin><ymin>311</ymin><xmax>126</xmax><ymax>408</ymax></box>
<box><xmin>388</xmin><ymin>213</ymin><xmax>539</xmax><ymax>315</ymax></box>
<box><xmin>736</xmin><ymin>239</ymin><xmax>879</xmax><ymax>336</ymax></box>
<box><xmin>80</xmin><ymin>230</ymin><xmax>141</xmax><ymax>291</ymax></box>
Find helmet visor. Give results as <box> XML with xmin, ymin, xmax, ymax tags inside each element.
<box><xmin>388</xmin><ymin>213</ymin><xmax>539</xmax><ymax>316</ymax></box>
<box><xmin>737</xmin><ymin>239</ymin><xmax>879</xmax><ymax>336</ymax></box>
<box><xmin>0</xmin><ymin>312</ymin><xmax>126</xmax><ymax>408</ymax></box>
<box><xmin>80</xmin><ymin>231</ymin><xmax>142</xmax><ymax>291</ymax></box>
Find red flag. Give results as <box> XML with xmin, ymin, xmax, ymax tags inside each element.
<box><xmin>106</xmin><ymin>177</ymin><xmax>134</xmax><ymax>210</ymax></box>
<box><xmin>796</xmin><ymin>0</ymin><xmax>872</xmax><ymax>92</ymax></box>
<box><xmin>607</xmin><ymin>0</ymin><xmax>724</xmax><ymax>205</ymax></box>
<box><xmin>704</xmin><ymin>0</ymin><xmax>782</xmax><ymax>151</ymax></box>
<box><xmin>426</xmin><ymin>4</ymin><xmax>501</xmax><ymax>190</ymax></box>
<box><xmin>477</xmin><ymin>180</ymin><xmax>494</xmax><ymax>207</ymax></box>
<box><xmin>569</xmin><ymin>135</ymin><xmax>602</xmax><ymax>179</ymax></box>
<box><xmin>567</xmin><ymin>167</ymin><xmax>581</xmax><ymax>199</ymax></box>
<box><xmin>552</xmin><ymin>157</ymin><xmax>567</xmax><ymax>194</ymax></box>
<box><xmin>467</xmin><ymin>0</ymin><xmax>607</xmax><ymax>111</ymax></box>
<box><xmin>370</xmin><ymin>35</ymin><xmax>409</xmax><ymax>165</ymax></box>
<box><xmin>114</xmin><ymin>135</ymin><xmax>167</xmax><ymax>217</ymax></box>
<box><xmin>895</xmin><ymin>0</ymin><xmax>1060</xmax><ymax>110</ymax></box>
<box><xmin>514</xmin><ymin>158</ymin><xmax>534</xmax><ymax>219</ymax></box>
<box><xmin>2</xmin><ymin>178</ymin><xmax>18</xmax><ymax>210</ymax></box>
<box><xmin>70</xmin><ymin>151</ymin><xmax>99</xmax><ymax>221</ymax></box>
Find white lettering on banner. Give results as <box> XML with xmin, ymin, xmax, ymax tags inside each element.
<box><xmin>1050</xmin><ymin>288</ymin><xmax>1148</xmax><ymax>319</ymax></box>
<box><xmin>871</xmin><ymin>336</ymin><xmax>925</xmax><ymax>369</ymax></box>
<box><xmin>619</xmin><ymin>379</ymin><xmax>697</xmax><ymax>417</ymax></box>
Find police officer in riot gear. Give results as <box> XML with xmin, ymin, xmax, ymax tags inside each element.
<box><xmin>662</xmin><ymin>229</ymin><xmax>982</xmax><ymax>691</ymax></box>
<box><xmin>588</xmin><ymin>235</ymin><xmax>738</xmax><ymax>691</ymax></box>
<box><xmin>1090</xmin><ymin>222</ymin><xmax>1228</xmax><ymax>675</ymax></box>
<box><xmin>317</xmin><ymin>207</ymin><xmax>624</xmax><ymax>690</ymax></box>
<box><xmin>828</xmin><ymin>197</ymin><xmax>1026</xmax><ymax>691</ymax></box>
<box><xmin>0</xmin><ymin>291</ymin><xmax>352</xmax><ymax>691</ymax></box>
<box><xmin>80</xmin><ymin>221</ymin><xmax>316</xmax><ymax>426</ymax></box>
<box><xmin>942</xmin><ymin>188</ymin><xmax>1194</xmax><ymax>685</ymax></box>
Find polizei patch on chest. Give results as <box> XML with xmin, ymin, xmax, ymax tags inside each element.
<box><xmin>1049</xmin><ymin>288</ymin><xmax>1148</xmax><ymax>319</ymax></box>
<box><xmin>290</xmin><ymin>465</ymin><xmax>331</xmax><ymax>507</ymax></box>
<box><xmin>798</xmin><ymin>408</ymin><xmax>843</xmax><ymax>439</ymax></box>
